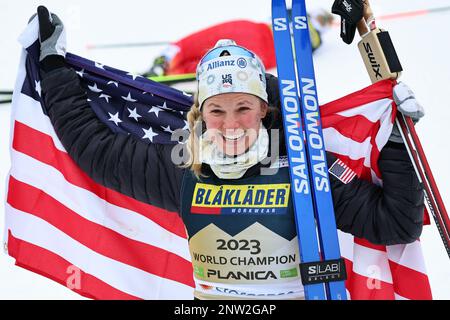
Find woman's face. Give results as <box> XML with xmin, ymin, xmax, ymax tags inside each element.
<box><xmin>202</xmin><ymin>93</ymin><xmax>268</xmax><ymax>156</ymax></box>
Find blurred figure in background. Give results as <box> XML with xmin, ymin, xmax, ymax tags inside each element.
<box><xmin>143</xmin><ymin>8</ymin><xmax>334</xmax><ymax>77</ymax></box>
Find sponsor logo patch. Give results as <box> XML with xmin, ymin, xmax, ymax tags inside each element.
<box><xmin>207</xmin><ymin>59</ymin><xmax>236</xmax><ymax>71</ymax></box>
<box><xmin>222</xmin><ymin>74</ymin><xmax>233</xmax><ymax>87</ymax></box>
<box><xmin>328</xmin><ymin>159</ymin><xmax>356</xmax><ymax>184</ymax></box>
<box><xmin>191</xmin><ymin>183</ymin><xmax>290</xmax><ymax>215</ymax></box>
<box><xmin>237</xmin><ymin>57</ymin><xmax>247</xmax><ymax>68</ymax></box>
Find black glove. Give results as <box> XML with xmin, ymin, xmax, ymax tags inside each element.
<box><xmin>331</xmin><ymin>0</ymin><xmax>364</xmax><ymax>44</ymax></box>
<box><xmin>35</xmin><ymin>6</ymin><xmax>67</xmax><ymax>72</ymax></box>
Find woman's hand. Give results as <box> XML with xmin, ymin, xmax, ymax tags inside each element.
<box><xmin>35</xmin><ymin>6</ymin><xmax>67</xmax><ymax>62</ymax></box>
<box><xmin>389</xmin><ymin>82</ymin><xmax>425</xmax><ymax>143</ymax></box>
<box><xmin>29</xmin><ymin>6</ymin><xmax>68</xmax><ymax>73</ymax></box>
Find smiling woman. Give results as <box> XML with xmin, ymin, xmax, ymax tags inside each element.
<box><xmin>203</xmin><ymin>94</ymin><xmax>267</xmax><ymax>156</ymax></box>
<box><xmin>184</xmin><ymin>40</ymin><xmax>273</xmax><ymax>179</ymax></box>
<box><xmin>31</xmin><ymin>4</ymin><xmax>428</xmax><ymax>300</ymax></box>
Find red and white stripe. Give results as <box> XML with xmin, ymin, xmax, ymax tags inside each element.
<box><xmin>321</xmin><ymin>81</ymin><xmax>432</xmax><ymax>300</ymax></box>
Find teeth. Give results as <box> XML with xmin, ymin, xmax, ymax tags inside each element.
<box><xmin>222</xmin><ymin>132</ymin><xmax>245</xmax><ymax>141</ymax></box>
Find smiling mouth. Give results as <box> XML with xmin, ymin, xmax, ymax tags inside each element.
<box><xmin>221</xmin><ymin>131</ymin><xmax>245</xmax><ymax>141</ymax></box>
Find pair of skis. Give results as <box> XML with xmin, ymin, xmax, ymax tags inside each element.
<box><xmin>271</xmin><ymin>0</ymin><xmax>347</xmax><ymax>300</ymax></box>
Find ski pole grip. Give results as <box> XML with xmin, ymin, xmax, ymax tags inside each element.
<box><xmin>300</xmin><ymin>258</ymin><xmax>347</xmax><ymax>285</ymax></box>
<box><xmin>356</xmin><ymin>0</ymin><xmax>402</xmax><ymax>83</ymax></box>
<box><xmin>358</xmin><ymin>28</ymin><xmax>403</xmax><ymax>83</ymax></box>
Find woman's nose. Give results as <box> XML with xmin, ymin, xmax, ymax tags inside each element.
<box><xmin>222</xmin><ymin>113</ymin><xmax>240</xmax><ymax>130</ymax></box>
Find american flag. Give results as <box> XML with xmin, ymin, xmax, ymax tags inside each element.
<box><xmin>328</xmin><ymin>159</ymin><xmax>357</xmax><ymax>184</ymax></box>
<box><xmin>4</xmin><ymin>20</ymin><xmax>432</xmax><ymax>300</ymax></box>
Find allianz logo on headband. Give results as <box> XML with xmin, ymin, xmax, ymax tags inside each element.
<box><xmin>206</xmin><ymin>57</ymin><xmax>248</xmax><ymax>72</ymax></box>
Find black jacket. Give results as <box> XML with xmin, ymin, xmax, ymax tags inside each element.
<box><xmin>40</xmin><ymin>66</ymin><xmax>425</xmax><ymax>245</ymax></box>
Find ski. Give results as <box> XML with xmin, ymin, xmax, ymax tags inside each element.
<box><xmin>148</xmin><ymin>73</ymin><xmax>196</xmax><ymax>85</ymax></box>
<box><xmin>291</xmin><ymin>0</ymin><xmax>348</xmax><ymax>299</ymax></box>
<box><xmin>271</xmin><ymin>0</ymin><xmax>347</xmax><ymax>300</ymax></box>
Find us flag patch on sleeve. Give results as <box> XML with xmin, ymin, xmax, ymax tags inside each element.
<box><xmin>328</xmin><ymin>159</ymin><xmax>356</xmax><ymax>184</ymax></box>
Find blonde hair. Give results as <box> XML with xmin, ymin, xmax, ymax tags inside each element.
<box><xmin>182</xmin><ymin>94</ymin><xmax>204</xmax><ymax>179</ymax></box>
<box><xmin>182</xmin><ymin>94</ymin><xmax>277</xmax><ymax>179</ymax></box>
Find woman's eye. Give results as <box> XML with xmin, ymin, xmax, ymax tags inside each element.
<box><xmin>210</xmin><ymin>109</ymin><xmax>224</xmax><ymax>114</ymax></box>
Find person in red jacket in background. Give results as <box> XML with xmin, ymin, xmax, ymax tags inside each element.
<box><xmin>144</xmin><ymin>9</ymin><xmax>333</xmax><ymax>77</ymax></box>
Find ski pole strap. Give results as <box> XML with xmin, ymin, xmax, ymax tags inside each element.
<box><xmin>300</xmin><ymin>258</ymin><xmax>347</xmax><ymax>285</ymax></box>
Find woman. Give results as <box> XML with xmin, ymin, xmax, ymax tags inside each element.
<box><xmin>35</xmin><ymin>6</ymin><xmax>424</xmax><ymax>300</ymax></box>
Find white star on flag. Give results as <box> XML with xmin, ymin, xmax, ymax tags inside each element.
<box><xmin>157</xmin><ymin>101</ymin><xmax>171</xmax><ymax>110</ymax></box>
<box><xmin>88</xmin><ymin>83</ymin><xmax>102</xmax><ymax>93</ymax></box>
<box><xmin>95</xmin><ymin>62</ymin><xmax>105</xmax><ymax>69</ymax></box>
<box><xmin>128</xmin><ymin>108</ymin><xmax>142</xmax><ymax>121</ymax></box>
<box><xmin>183</xmin><ymin>91</ymin><xmax>192</xmax><ymax>97</ymax></box>
<box><xmin>182</xmin><ymin>120</ymin><xmax>189</xmax><ymax>130</ymax></box>
<box><xmin>148</xmin><ymin>106</ymin><xmax>162</xmax><ymax>117</ymax></box>
<box><xmin>35</xmin><ymin>80</ymin><xmax>41</xmax><ymax>97</ymax></box>
<box><xmin>121</xmin><ymin>92</ymin><xmax>137</xmax><ymax>102</ymax></box>
<box><xmin>99</xmin><ymin>94</ymin><xmax>111</xmax><ymax>102</ymax></box>
<box><xmin>76</xmin><ymin>69</ymin><xmax>85</xmax><ymax>78</ymax></box>
<box><xmin>142</xmin><ymin>127</ymin><xmax>158</xmax><ymax>142</ymax></box>
<box><xmin>161</xmin><ymin>125</ymin><xmax>174</xmax><ymax>133</ymax></box>
<box><xmin>126</xmin><ymin>72</ymin><xmax>142</xmax><ymax>80</ymax></box>
<box><xmin>108</xmin><ymin>112</ymin><xmax>122</xmax><ymax>126</ymax></box>
<box><xmin>107</xmin><ymin>80</ymin><xmax>119</xmax><ymax>87</ymax></box>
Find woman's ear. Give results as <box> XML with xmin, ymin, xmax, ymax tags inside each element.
<box><xmin>260</xmin><ymin>102</ymin><xmax>269</xmax><ymax>118</ymax></box>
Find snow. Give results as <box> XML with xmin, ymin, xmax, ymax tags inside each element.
<box><xmin>0</xmin><ymin>0</ymin><xmax>449</xmax><ymax>299</ymax></box>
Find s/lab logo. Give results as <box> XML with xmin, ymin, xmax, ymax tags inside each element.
<box><xmin>237</xmin><ymin>57</ymin><xmax>247</xmax><ymax>68</ymax></box>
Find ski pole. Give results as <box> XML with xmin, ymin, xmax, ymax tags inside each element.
<box><xmin>396</xmin><ymin>115</ymin><xmax>450</xmax><ymax>257</ymax></box>
<box><xmin>356</xmin><ymin>0</ymin><xmax>450</xmax><ymax>258</ymax></box>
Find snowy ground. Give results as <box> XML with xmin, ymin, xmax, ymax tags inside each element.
<box><xmin>0</xmin><ymin>0</ymin><xmax>449</xmax><ymax>299</ymax></box>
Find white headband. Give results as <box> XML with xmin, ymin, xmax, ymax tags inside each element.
<box><xmin>196</xmin><ymin>40</ymin><xmax>268</xmax><ymax>108</ymax></box>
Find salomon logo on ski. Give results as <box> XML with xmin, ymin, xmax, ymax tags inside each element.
<box><xmin>274</xmin><ymin>17</ymin><xmax>308</xmax><ymax>31</ymax></box>
<box><xmin>281</xmin><ymin>80</ymin><xmax>309</xmax><ymax>194</ymax></box>
<box><xmin>273</xmin><ymin>18</ymin><xmax>288</xmax><ymax>31</ymax></box>
<box><xmin>294</xmin><ymin>16</ymin><xmax>307</xmax><ymax>29</ymax></box>
<box><xmin>300</xmin><ymin>78</ymin><xmax>329</xmax><ymax>192</ymax></box>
